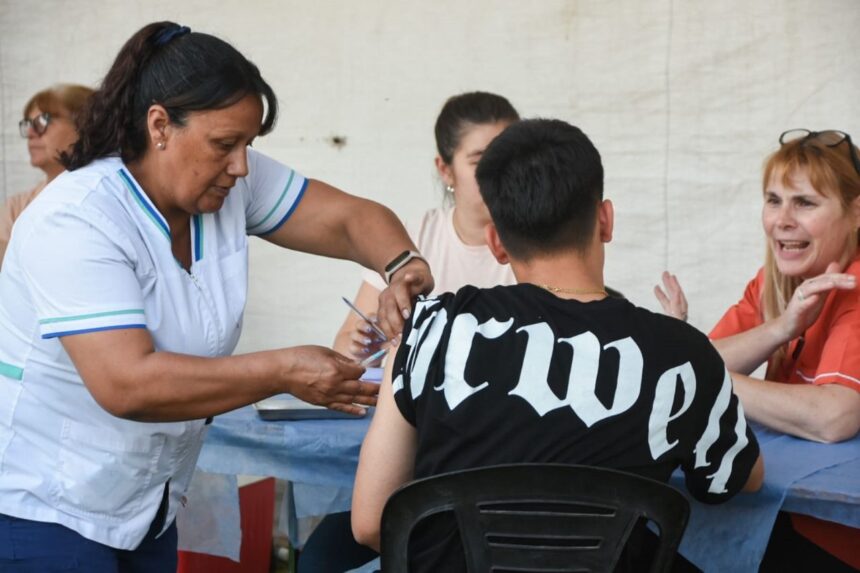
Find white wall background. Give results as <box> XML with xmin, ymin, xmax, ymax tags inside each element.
<box><xmin>1</xmin><ymin>0</ymin><xmax>858</xmax><ymax>352</ymax></box>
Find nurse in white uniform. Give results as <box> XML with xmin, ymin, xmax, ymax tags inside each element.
<box><xmin>0</xmin><ymin>21</ymin><xmax>432</xmax><ymax>572</ymax></box>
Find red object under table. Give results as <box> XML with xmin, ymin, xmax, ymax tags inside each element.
<box><xmin>176</xmin><ymin>477</ymin><xmax>276</xmax><ymax>573</ymax></box>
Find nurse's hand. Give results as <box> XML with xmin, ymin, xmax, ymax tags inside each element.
<box><xmin>282</xmin><ymin>346</ymin><xmax>379</xmax><ymax>416</ymax></box>
<box><xmin>778</xmin><ymin>262</ymin><xmax>856</xmax><ymax>341</ymax></box>
<box><xmin>376</xmin><ymin>259</ymin><xmax>434</xmax><ymax>342</ymax></box>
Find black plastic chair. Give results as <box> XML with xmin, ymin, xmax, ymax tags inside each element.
<box><xmin>379</xmin><ymin>463</ymin><xmax>690</xmax><ymax>573</ymax></box>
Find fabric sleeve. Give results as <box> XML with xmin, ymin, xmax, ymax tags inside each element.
<box><xmin>812</xmin><ymin>296</ymin><xmax>860</xmax><ymax>391</ymax></box>
<box><xmin>391</xmin><ymin>294</ymin><xmax>451</xmax><ymax>426</ymax></box>
<box><xmin>709</xmin><ymin>269</ymin><xmax>765</xmax><ymax>340</ymax></box>
<box><xmin>17</xmin><ymin>207</ymin><xmax>147</xmax><ymax>338</ymax></box>
<box><xmin>681</xmin><ymin>340</ymin><xmax>760</xmax><ymax>504</ymax></box>
<box><xmin>242</xmin><ymin>148</ymin><xmax>309</xmax><ymax>236</ymax></box>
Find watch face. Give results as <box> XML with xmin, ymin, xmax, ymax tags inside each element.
<box><xmin>385</xmin><ymin>250</ymin><xmax>412</xmax><ymax>272</ymax></box>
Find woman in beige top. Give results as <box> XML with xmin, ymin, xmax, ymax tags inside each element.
<box><xmin>332</xmin><ymin>92</ymin><xmax>521</xmax><ymax>363</ymax></box>
<box><xmin>0</xmin><ymin>84</ymin><xmax>94</xmax><ymax>267</ymax></box>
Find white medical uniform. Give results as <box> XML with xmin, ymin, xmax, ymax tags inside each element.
<box><xmin>0</xmin><ymin>148</ymin><xmax>306</xmax><ymax>549</ymax></box>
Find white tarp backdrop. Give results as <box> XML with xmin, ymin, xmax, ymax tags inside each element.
<box><xmin>1</xmin><ymin>0</ymin><xmax>858</xmax><ymax>352</ymax></box>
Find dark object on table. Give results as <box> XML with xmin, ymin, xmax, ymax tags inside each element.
<box><xmin>380</xmin><ymin>463</ymin><xmax>690</xmax><ymax>573</ymax></box>
<box><xmin>255</xmin><ymin>367</ymin><xmax>382</xmax><ymax>421</ymax></box>
<box><xmin>254</xmin><ymin>395</ymin><xmax>361</xmax><ymax>421</ymax></box>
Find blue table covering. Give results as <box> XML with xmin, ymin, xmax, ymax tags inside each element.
<box><xmin>195</xmin><ymin>408</ymin><xmax>860</xmax><ymax>568</ymax></box>
<box><xmin>176</xmin><ymin>471</ymin><xmax>242</xmax><ymax>560</ymax></box>
<box><xmin>671</xmin><ymin>425</ymin><xmax>860</xmax><ymax>572</ymax></box>
<box><xmin>181</xmin><ymin>407</ymin><xmax>370</xmax><ymax>558</ymax></box>
<box><xmin>197</xmin><ymin>406</ymin><xmax>372</xmax><ymax>490</ymax></box>
<box><xmin>782</xmin><ymin>457</ymin><xmax>860</xmax><ymax>528</ymax></box>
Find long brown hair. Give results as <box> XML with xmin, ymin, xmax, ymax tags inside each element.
<box><xmin>761</xmin><ymin>133</ymin><xmax>860</xmax><ymax>378</ymax></box>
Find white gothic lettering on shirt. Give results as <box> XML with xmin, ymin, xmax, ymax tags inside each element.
<box><xmin>436</xmin><ymin>313</ymin><xmax>513</xmax><ymax>409</ymax></box>
<box><xmin>648</xmin><ymin>362</ymin><xmax>696</xmax><ymax>459</ymax></box>
<box><xmin>392</xmin><ymin>299</ymin><xmax>442</xmax><ymax>397</ymax></box>
<box><xmin>394</xmin><ymin>309</ymin><xmax>708</xmax><ymax>461</ymax></box>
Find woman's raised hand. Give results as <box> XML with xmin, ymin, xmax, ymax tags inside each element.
<box><xmin>779</xmin><ymin>262</ymin><xmax>857</xmax><ymax>340</ymax></box>
<box><xmin>376</xmin><ymin>259</ymin><xmax>434</xmax><ymax>342</ymax></box>
<box><xmin>346</xmin><ymin>312</ymin><xmax>387</xmax><ymax>364</ymax></box>
<box><xmin>280</xmin><ymin>345</ymin><xmax>379</xmax><ymax>416</ymax></box>
<box><xmin>654</xmin><ymin>271</ymin><xmax>689</xmax><ymax>322</ymax></box>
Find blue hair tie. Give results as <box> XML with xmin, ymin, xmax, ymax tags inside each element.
<box><xmin>154</xmin><ymin>25</ymin><xmax>191</xmax><ymax>47</ymax></box>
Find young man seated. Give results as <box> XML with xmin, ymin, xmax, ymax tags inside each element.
<box><xmin>351</xmin><ymin>118</ymin><xmax>764</xmax><ymax>572</ymax></box>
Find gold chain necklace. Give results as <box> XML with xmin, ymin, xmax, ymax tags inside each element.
<box><xmin>536</xmin><ymin>284</ymin><xmax>608</xmax><ymax>297</ymax></box>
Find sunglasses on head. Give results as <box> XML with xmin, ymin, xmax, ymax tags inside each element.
<box><xmin>18</xmin><ymin>112</ymin><xmax>53</xmax><ymax>138</ymax></box>
<box><xmin>779</xmin><ymin>129</ymin><xmax>860</xmax><ymax>177</ymax></box>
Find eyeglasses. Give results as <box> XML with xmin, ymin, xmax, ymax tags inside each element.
<box><xmin>18</xmin><ymin>112</ymin><xmax>53</xmax><ymax>138</ymax></box>
<box><xmin>779</xmin><ymin>129</ymin><xmax>860</xmax><ymax>177</ymax></box>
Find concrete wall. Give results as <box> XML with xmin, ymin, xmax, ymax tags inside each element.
<box><xmin>1</xmin><ymin>0</ymin><xmax>858</xmax><ymax>351</ymax></box>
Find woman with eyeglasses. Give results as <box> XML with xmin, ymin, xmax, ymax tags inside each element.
<box><xmin>657</xmin><ymin>129</ymin><xmax>860</xmax><ymax>571</ymax></box>
<box><xmin>0</xmin><ymin>84</ymin><xmax>94</xmax><ymax>268</ymax></box>
<box><xmin>0</xmin><ymin>21</ymin><xmax>432</xmax><ymax>572</ymax></box>
<box><xmin>657</xmin><ymin>130</ymin><xmax>860</xmax><ymax>443</ymax></box>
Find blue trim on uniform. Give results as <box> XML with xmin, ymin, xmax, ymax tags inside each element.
<box><xmin>247</xmin><ymin>170</ymin><xmax>297</xmax><ymax>232</ymax></box>
<box><xmin>42</xmin><ymin>324</ymin><xmax>147</xmax><ymax>339</ymax></box>
<box><xmin>258</xmin><ymin>178</ymin><xmax>309</xmax><ymax>236</ymax></box>
<box><xmin>39</xmin><ymin>308</ymin><xmax>145</xmax><ymax>325</ymax></box>
<box><xmin>0</xmin><ymin>361</ymin><xmax>24</xmax><ymax>381</ymax></box>
<box><xmin>192</xmin><ymin>214</ymin><xmax>203</xmax><ymax>261</ymax></box>
<box><xmin>118</xmin><ymin>169</ymin><xmax>171</xmax><ymax>240</ymax></box>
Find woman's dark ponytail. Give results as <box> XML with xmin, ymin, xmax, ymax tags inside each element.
<box><xmin>63</xmin><ymin>22</ymin><xmax>176</xmax><ymax>170</ymax></box>
<box><xmin>62</xmin><ymin>21</ymin><xmax>277</xmax><ymax>171</ymax></box>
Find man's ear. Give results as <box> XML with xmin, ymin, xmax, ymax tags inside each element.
<box><xmin>598</xmin><ymin>199</ymin><xmax>614</xmax><ymax>243</ymax></box>
<box><xmin>435</xmin><ymin>156</ymin><xmax>454</xmax><ymax>188</ymax></box>
<box><xmin>484</xmin><ymin>223</ymin><xmax>510</xmax><ymax>264</ymax></box>
<box><xmin>145</xmin><ymin>104</ymin><xmax>171</xmax><ymax>149</ymax></box>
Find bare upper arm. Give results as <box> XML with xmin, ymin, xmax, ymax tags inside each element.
<box><xmin>260</xmin><ymin>179</ymin><xmax>366</xmax><ymax>257</ymax></box>
<box><xmin>351</xmin><ymin>348</ymin><xmax>417</xmax><ymax>550</ymax></box>
<box><xmin>60</xmin><ymin>327</ymin><xmax>156</xmax><ymax>417</ymax></box>
<box><xmin>742</xmin><ymin>453</ymin><xmax>764</xmax><ymax>492</ymax></box>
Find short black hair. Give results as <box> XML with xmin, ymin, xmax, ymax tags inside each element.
<box><xmin>475</xmin><ymin>119</ymin><xmax>604</xmax><ymax>258</ymax></box>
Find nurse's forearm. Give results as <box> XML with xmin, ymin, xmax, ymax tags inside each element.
<box><xmin>732</xmin><ymin>373</ymin><xmax>860</xmax><ymax>443</ymax></box>
<box><xmin>61</xmin><ymin>327</ymin><xmax>375</xmax><ymax>421</ymax></box>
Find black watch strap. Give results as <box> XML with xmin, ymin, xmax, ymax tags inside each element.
<box><xmin>384</xmin><ymin>250</ymin><xmax>425</xmax><ymax>284</ymax></box>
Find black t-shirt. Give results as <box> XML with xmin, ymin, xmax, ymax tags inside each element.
<box><xmin>392</xmin><ymin>284</ymin><xmax>760</xmax><ymax>572</ymax></box>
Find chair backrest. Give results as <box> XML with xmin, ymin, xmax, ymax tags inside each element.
<box><xmin>380</xmin><ymin>463</ymin><xmax>690</xmax><ymax>573</ymax></box>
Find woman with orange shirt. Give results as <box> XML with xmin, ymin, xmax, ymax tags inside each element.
<box><xmin>657</xmin><ymin>129</ymin><xmax>860</xmax><ymax>570</ymax></box>
<box><xmin>659</xmin><ymin>130</ymin><xmax>860</xmax><ymax>443</ymax></box>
